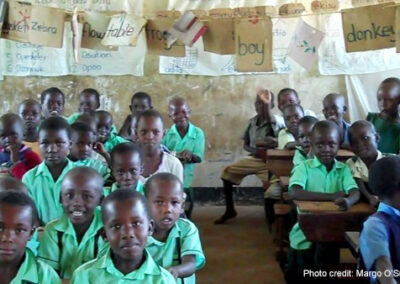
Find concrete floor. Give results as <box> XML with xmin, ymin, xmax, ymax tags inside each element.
<box><xmin>192</xmin><ymin>205</ymin><xmax>285</xmax><ymax>284</ymax></box>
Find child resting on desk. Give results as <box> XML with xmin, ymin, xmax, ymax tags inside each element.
<box><xmin>286</xmin><ymin>120</ymin><xmax>360</xmax><ymax>283</ymax></box>
<box><xmin>360</xmin><ymin>156</ymin><xmax>400</xmax><ymax>284</ymax></box>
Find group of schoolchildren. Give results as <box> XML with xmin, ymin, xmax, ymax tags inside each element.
<box><xmin>0</xmin><ymin>88</ymin><xmax>205</xmax><ymax>283</ymax></box>
<box><xmin>217</xmin><ymin>77</ymin><xmax>400</xmax><ymax>283</ymax></box>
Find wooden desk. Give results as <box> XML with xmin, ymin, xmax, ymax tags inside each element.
<box><xmin>296</xmin><ymin>201</ymin><xmax>373</xmax><ymax>243</ymax></box>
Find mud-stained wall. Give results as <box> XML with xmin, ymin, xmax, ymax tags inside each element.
<box><xmin>0</xmin><ymin>55</ymin><xmax>346</xmax><ymax>187</ymax></box>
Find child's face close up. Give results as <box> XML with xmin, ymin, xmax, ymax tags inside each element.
<box><xmin>323</xmin><ymin>97</ymin><xmax>346</xmax><ymax>125</ymax></box>
<box><xmin>18</xmin><ymin>102</ymin><xmax>41</xmax><ymax>131</ymax></box>
<box><xmin>283</xmin><ymin>106</ymin><xmax>303</xmax><ymax>136</ymax></box>
<box><xmin>298</xmin><ymin>123</ymin><xmax>314</xmax><ymax>153</ymax></box>
<box><xmin>103</xmin><ymin>199</ymin><xmax>153</xmax><ymax>262</ymax></box>
<box><xmin>312</xmin><ymin>128</ymin><xmax>340</xmax><ymax>166</ymax></box>
<box><xmin>137</xmin><ymin>116</ymin><xmax>164</xmax><ymax>153</ymax></box>
<box><xmin>377</xmin><ymin>82</ymin><xmax>400</xmax><ymax>115</ymax></box>
<box><xmin>79</xmin><ymin>92</ymin><xmax>99</xmax><ymax>114</ymax></box>
<box><xmin>278</xmin><ymin>91</ymin><xmax>300</xmax><ymax>111</ymax></box>
<box><xmin>169</xmin><ymin>102</ymin><xmax>190</xmax><ymax>130</ymax></box>
<box><xmin>0</xmin><ymin>205</ymin><xmax>34</xmax><ymax>264</ymax></box>
<box><xmin>0</xmin><ymin>120</ymin><xmax>24</xmax><ymax>149</ymax></box>
<box><xmin>39</xmin><ymin>129</ymin><xmax>70</xmax><ymax>165</ymax></box>
<box><xmin>70</xmin><ymin>131</ymin><xmax>95</xmax><ymax>160</ymax></box>
<box><xmin>350</xmin><ymin>126</ymin><xmax>379</xmax><ymax>160</ymax></box>
<box><xmin>96</xmin><ymin>114</ymin><xmax>113</xmax><ymax>143</ymax></box>
<box><xmin>42</xmin><ymin>93</ymin><xmax>64</xmax><ymax>118</ymax></box>
<box><xmin>112</xmin><ymin>151</ymin><xmax>142</xmax><ymax>190</ymax></box>
<box><xmin>130</xmin><ymin>98</ymin><xmax>151</xmax><ymax>117</ymax></box>
<box><xmin>147</xmin><ymin>180</ymin><xmax>184</xmax><ymax>232</ymax></box>
<box><xmin>61</xmin><ymin>177</ymin><xmax>103</xmax><ymax>226</ymax></box>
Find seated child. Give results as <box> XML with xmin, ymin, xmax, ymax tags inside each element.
<box><xmin>0</xmin><ymin>191</ymin><xmax>61</xmax><ymax>283</ymax></box>
<box><xmin>278</xmin><ymin>104</ymin><xmax>304</xmax><ymax>149</ymax></box>
<box><xmin>360</xmin><ymin>156</ymin><xmax>400</xmax><ymax>283</ymax></box>
<box><xmin>22</xmin><ymin>117</ymin><xmax>76</xmax><ymax>224</ymax></box>
<box><xmin>18</xmin><ymin>99</ymin><xmax>42</xmax><ymax>157</ymax></box>
<box><xmin>0</xmin><ymin>113</ymin><xmax>42</xmax><ymax>179</ymax></box>
<box><xmin>293</xmin><ymin>116</ymin><xmax>318</xmax><ymax>168</ymax></box>
<box><xmin>94</xmin><ymin>110</ymin><xmax>128</xmax><ymax>153</ymax></box>
<box><xmin>105</xmin><ymin>142</ymin><xmax>144</xmax><ymax>196</ymax></box>
<box><xmin>216</xmin><ymin>90</ymin><xmax>278</xmax><ymax>224</ymax></box>
<box><xmin>145</xmin><ymin>173</ymin><xmax>205</xmax><ymax>283</ymax></box>
<box><xmin>347</xmin><ymin>120</ymin><xmax>390</xmax><ymax>208</ymax></box>
<box><xmin>70</xmin><ymin>190</ymin><xmax>176</xmax><ymax>283</ymax></box>
<box><xmin>137</xmin><ymin>110</ymin><xmax>183</xmax><ymax>183</ymax></box>
<box><xmin>367</xmin><ymin>77</ymin><xmax>400</xmax><ymax>154</ymax></box>
<box><xmin>119</xmin><ymin>91</ymin><xmax>153</xmax><ymax>140</ymax></box>
<box><xmin>322</xmin><ymin>93</ymin><xmax>351</xmax><ymax>148</ymax></box>
<box><xmin>162</xmin><ymin>97</ymin><xmax>205</xmax><ymax>218</ymax></box>
<box><xmin>41</xmin><ymin>87</ymin><xmax>65</xmax><ymax>119</ymax></box>
<box><xmin>38</xmin><ymin>167</ymin><xmax>106</xmax><ymax>279</ymax></box>
<box><xmin>69</xmin><ymin>122</ymin><xmax>110</xmax><ymax>180</ymax></box>
<box><xmin>275</xmin><ymin>88</ymin><xmax>317</xmax><ymax>129</ymax></box>
<box><xmin>286</xmin><ymin>120</ymin><xmax>360</xmax><ymax>283</ymax></box>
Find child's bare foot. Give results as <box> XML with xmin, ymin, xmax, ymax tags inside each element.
<box><xmin>214</xmin><ymin>210</ymin><xmax>237</xmax><ymax>225</ymax></box>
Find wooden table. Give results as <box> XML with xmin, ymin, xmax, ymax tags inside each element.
<box><xmin>296</xmin><ymin>201</ymin><xmax>373</xmax><ymax>243</ymax></box>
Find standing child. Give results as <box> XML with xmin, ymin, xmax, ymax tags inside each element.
<box><xmin>0</xmin><ymin>191</ymin><xmax>61</xmax><ymax>284</ymax></box>
<box><xmin>94</xmin><ymin>110</ymin><xmax>128</xmax><ymax>153</ymax></box>
<box><xmin>162</xmin><ymin>97</ymin><xmax>205</xmax><ymax>218</ymax></box>
<box><xmin>0</xmin><ymin>113</ymin><xmax>42</xmax><ymax>179</ymax></box>
<box><xmin>347</xmin><ymin>120</ymin><xmax>389</xmax><ymax>208</ymax></box>
<box><xmin>22</xmin><ymin>117</ymin><xmax>76</xmax><ymax>224</ymax></box>
<box><xmin>18</xmin><ymin>99</ymin><xmax>42</xmax><ymax>157</ymax></box>
<box><xmin>286</xmin><ymin>120</ymin><xmax>360</xmax><ymax>283</ymax></box>
<box><xmin>38</xmin><ymin>167</ymin><xmax>106</xmax><ymax>279</ymax></box>
<box><xmin>145</xmin><ymin>173</ymin><xmax>205</xmax><ymax>284</ymax></box>
<box><xmin>119</xmin><ymin>92</ymin><xmax>153</xmax><ymax>140</ymax></box>
<box><xmin>104</xmin><ymin>142</ymin><xmax>144</xmax><ymax>197</ymax></box>
<box><xmin>137</xmin><ymin>110</ymin><xmax>183</xmax><ymax>183</ymax></box>
<box><xmin>367</xmin><ymin>77</ymin><xmax>400</xmax><ymax>154</ymax></box>
<box><xmin>322</xmin><ymin>93</ymin><xmax>351</xmax><ymax>148</ymax></box>
<box><xmin>41</xmin><ymin>87</ymin><xmax>65</xmax><ymax>118</ymax></box>
<box><xmin>70</xmin><ymin>190</ymin><xmax>176</xmax><ymax>283</ymax></box>
<box><xmin>278</xmin><ymin>104</ymin><xmax>304</xmax><ymax>149</ymax></box>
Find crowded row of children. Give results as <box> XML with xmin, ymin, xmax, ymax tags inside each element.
<box><xmin>0</xmin><ymin>90</ymin><xmax>206</xmax><ymax>283</ymax></box>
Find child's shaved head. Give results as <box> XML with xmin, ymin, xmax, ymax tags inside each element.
<box><xmin>0</xmin><ymin>175</ymin><xmax>28</xmax><ymax>193</ymax></box>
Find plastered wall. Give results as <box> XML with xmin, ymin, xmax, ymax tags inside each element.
<box><xmin>0</xmin><ymin>54</ymin><xmax>346</xmax><ymax>187</ymax></box>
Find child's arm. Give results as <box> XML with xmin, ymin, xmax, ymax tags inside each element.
<box><xmin>179</xmin><ymin>128</ymin><xmax>205</xmax><ymax>164</ymax></box>
<box><xmin>334</xmin><ymin>188</ymin><xmax>360</xmax><ymax>210</ymax></box>
<box><xmin>355</xmin><ymin>178</ymin><xmax>379</xmax><ymax>208</ymax></box>
<box><xmin>10</xmin><ymin>149</ymin><xmax>42</xmax><ymax>179</ymax></box>
<box><xmin>290</xmin><ymin>185</ymin><xmax>345</xmax><ymax>201</ymax></box>
<box><xmin>243</xmin><ymin>130</ymin><xmax>258</xmax><ymax>156</ymax></box>
<box><xmin>93</xmin><ymin>142</ymin><xmax>111</xmax><ymax>167</ymax></box>
<box><xmin>375</xmin><ymin>256</ymin><xmax>397</xmax><ymax>284</ymax></box>
<box><xmin>257</xmin><ymin>89</ymin><xmax>276</xmax><ymax>124</ymax></box>
<box><xmin>118</xmin><ymin>115</ymin><xmax>132</xmax><ymax>139</ymax></box>
<box><xmin>167</xmin><ymin>255</ymin><xmax>196</xmax><ymax>278</ymax></box>
<box><xmin>284</xmin><ymin>141</ymin><xmax>299</xmax><ymax>150</ymax></box>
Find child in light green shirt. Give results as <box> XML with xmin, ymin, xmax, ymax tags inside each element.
<box><xmin>292</xmin><ymin>116</ymin><xmax>318</xmax><ymax>170</ymax></box>
<box><xmin>145</xmin><ymin>173</ymin><xmax>205</xmax><ymax>284</ymax></box>
<box><xmin>38</xmin><ymin>167</ymin><xmax>106</xmax><ymax>279</ymax></box>
<box><xmin>70</xmin><ymin>189</ymin><xmax>175</xmax><ymax>283</ymax></box>
<box><xmin>162</xmin><ymin>97</ymin><xmax>205</xmax><ymax>218</ymax></box>
<box><xmin>94</xmin><ymin>110</ymin><xmax>128</xmax><ymax>153</ymax></box>
<box><xmin>0</xmin><ymin>191</ymin><xmax>61</xmax><ymax>284</ymax></box>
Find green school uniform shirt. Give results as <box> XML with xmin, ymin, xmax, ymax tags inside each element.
<box><xmin>288</xmin><ymin>157</ymin><xmax>357</xmax><ymax>250</ymax></box>
<box><xmin>26</xmin><ymin>231</ymin><xmax>40</xmax><ymax>256</ymax></box>
<box><xmin>70</xmin><ymin>248</ymin><xmax>176</xmax><ymax>284</ymax></box>
<box><xmin>104</xmin><ymin>133</ymin><xmax>129</xmax><ymax>152</ymax></box>
<box><xmin>10</xmin><ymin>249</ymin><xmax>61</xmax><ymax>284</ymax></box>
<box><xmin>38</xmin><ymin>209</ymin><xmax>107</xmax><ymax>279</ymax></box>
<box><xmin>146</xmin><ymin>218</ymin><xmax>205</xmax><ymax>284</ymax></box>
<box><xmin>292</xmin><ymin>146</ymin><xmax>308</xmax><ymax>169</ymax></box>
<box><xmin>67</xmin><ymin>112</ymin><xmax>118</xmax><ymax>134</ymax></box>
<box><xmin>22</xmin><ymin>159</ymin><xmax>76</xmax><ymax>224</ymax></box>
<box><xmin>367</xmin><ymin>112</ymin><xmax>400</xmax><ymax>154</ymax></box>
<box><xmin>74</xmin><ymin>158</ymin><xmax>111</xmax><ymax>181</ymax></box>
<box><xmin>162</xmin><ymin>123</ymin><xmax>205</xmax><ymax>188</ymax></box>
<box><xmin>103</xmin><ymin>180</ymin><xmax>144</xmax><ymax>197</ymax></box>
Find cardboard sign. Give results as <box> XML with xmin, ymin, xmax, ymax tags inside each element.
<box><xmin>203</xmin><ymin>18</ymin><xmax>235</xmax><ymax>55</ymax></box>
<box><xmin>342</xmin><ymin>3</ymin><xmax>396</xmax><ymax>52</ymax></box>
<box><xmin>101</xmin><ymin>14</ymin><xmax>146</xmax><ymax>47</ymax></box>
<box><xmin>233</xmin><ymin>7</ymin><xmax>258</xmax><ymax>17</ymax></box>
<box><xmin>81</xmin><ymin>11</ymin><xmax>117</xmax><ymax>51</ymax></box>
<box><xmin>190</xmin><ymin>9</ymin><xmax>207</xmax><ymax>19</ymax></box>
<box><xmin>156</xmin><ymin>10</ymin><xmax>181</xmax><ymax>18</ymax></box>
<box><xmin>1</xmin><ymin>1</ymin><xmax>31</xmax><ymax>42</ymax></box>
<box><xmin>235</xmin><ymin>16</ymin><xmax>272</xmax><ymax>72</ymax></box>
<box><xmin>209</xmin><ymin>8</ymin><xmax>233</xmax><ymax>18</ymax></box>
<box><xmin>279</xmin><ymin>3</ymin><xmax>306</xmax><ymax>16</ymax></box>
<box><xmin>28</xmin><ymin>6</ymin><xmax>65</xmax><ymax>48</ymax></box>
<box><xmin>255</xmin><ymin>6</ymin><xmax>276</xmax><ymax>16</ymax></box>
<box><xmin>146</xmin><ymin>17</ymin><xmax>185</xmax><ymax>57</ymax></box>
<box><xmin>0</xmin><ymin>0</ymin><xmax>8</xmax><ymax>31</ymax></box>
<box><xmin>396</xmin><ymin>6</ymin><xmax>400</xmax><ymax>53</ymax></box>
<box><xmin>311</xmin><ymin>0</ymin><xmax>339</xmax><ymax>13</ymax></box>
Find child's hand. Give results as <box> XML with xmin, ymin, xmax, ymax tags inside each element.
<box><xmin>167</xmin><ymin>267</ymin><xmax>180</xmax><ymax>278</ymax></box>
<box><xmin>334</xmin><ymin>197</ymin><xmax>351</xmax><ymax>211</ymax></box>
<box><xmin>257</xmin><ymin>88</ymin><xmax>271</xmax><ymax>105</ymax></box>
<box><xmin>7</xmin><ymin>143</ymin><xmax>20</xmax><ymax>163</ymax></box>
<box><xmin>93</xmin><ymin>142</ymin><xmax>107</xmax><ymax>155</ymax></box>
<box><xmin>179</xmin><ymin>150</ymin><xmax>194</xmax><ymax>162</ymax></box>
<box><xmin>369</xmin><ymin>195</ymin><xmax>380</xmax><ymax>208</ymax></box>
<box><xmin>330</xmin><ymin>191</ymin><xmax>345</xmax><ymax>201</ymax></box>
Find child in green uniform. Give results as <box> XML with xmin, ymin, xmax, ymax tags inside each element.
<box><xmin>70</xmin><ymin>190</ymin><xmax>175</xmax><ymax>283</ymax></box>
<box><xmin>145</xmin><ymin>173</ymin><xmax>205</xmax><ymax>284</ymax></box>
<box><xmin>94</xmin><ymin>110</ymin><xmax>128</xmax><ymax>153</ymax></box>
<box><xmin>162</xmin><ymin>97</ymin><xmax>205</xmax><ymax>218</ymax></box>
<box><xmin>346</xmin><ymin>120</ymin><xmax>389</xmax><ymax>208</ymax></box>
<box><xmin>286</xmin><ymin>120</ymin><xmax>360</xmax><ymax>283</ymax></box>
<box><xmin>18</xmin><ymin>99</ymin><xmax>42</xmax><ymax>157</ymax></box>
<box><xmin>41</xmin><ymin>87</ymin><xmax>65</xmax><ymax>119</ymax></box>
<box><xmin>292</xmin><ymin>116</ymin><xmax>318</xmax><ymax>169</ymax></box>
<box><xmin>104</xmin><ymin>142</ymin><xmax>144</xmax><ymax>197</ymax></box>
<box><xmin>0</xmin><ymin>191</ymin><xmax>61</xmax><ymax>284</ymax></box>
<box><xmin>277</xmin><ymin>104</ymin><xmax>304</xmax><ymax>149</ymax></box>
<box><xmin>69</xmin><ymin>122</ymin><xmax>110</xmax><ymax>180</ymax></box>
<box><xmin>22</xmin><ymin>117</ymin><xmax>76</xmax><ymax>224</ymax></box>
<box><xmin>38</xmin><ymin>167</ymin><xmax>106</xmax><ymax>279</ymax></box>
<box><xmin>367</xmin><ymin>77</ymin><xmax>400</xmax><ymax>154</ymax></box>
